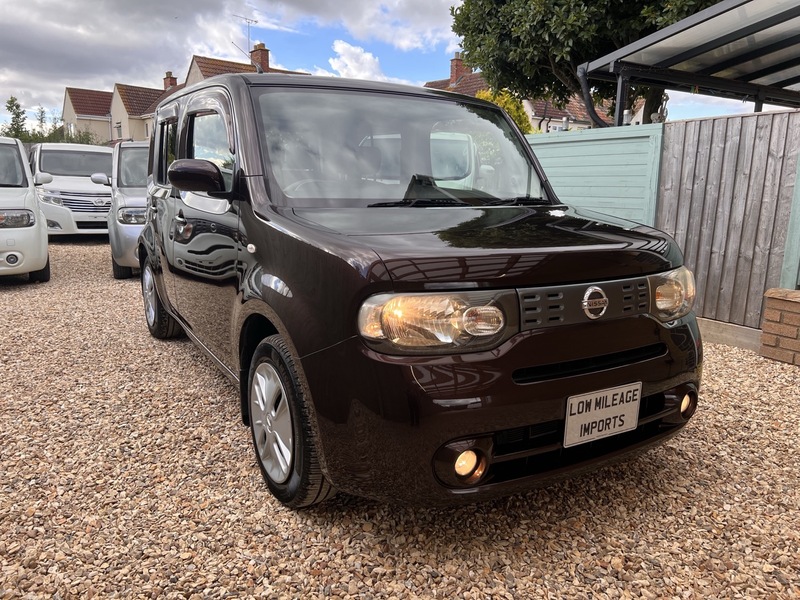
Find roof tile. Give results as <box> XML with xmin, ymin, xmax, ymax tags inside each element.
<box><xmin>66</xmin><ymin>88</ymin><xmax>112</xmax><ymax>117</ymax></box>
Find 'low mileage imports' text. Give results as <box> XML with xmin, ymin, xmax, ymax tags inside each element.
<box><xmin>563</xmin><ymin>382</ymin><xmax>642</xmax><ymax>447</ymax></box>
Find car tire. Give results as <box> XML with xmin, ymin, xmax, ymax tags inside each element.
<box><xmin>112</xmin><ymin>256</ymin><xmax>133</xmax><ymax>280</ymax></box>
<box><xmin>248</xmin><ymin>335</ymin><xmax>335</xmax><ymax>508</ymax></box>
<box><xmin>141</xmin><ymin>261</ymin><xmax>182</xmax><ymax>339</ymax></box>
<box><xmin>29</xmin><ymin>257</ymin><xmax>51</xmax><ymax>283</ymax></box>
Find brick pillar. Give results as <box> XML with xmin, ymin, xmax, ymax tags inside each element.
<box><xmin>760</xmin><ymin>288</ymin><xmax>800</xmax><ymax>365</ymax></box>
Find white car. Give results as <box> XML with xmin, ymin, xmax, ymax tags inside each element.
<box><xmin>29</xmin><ymin>142</ymin><xmax>112</xmax><ymax>234</ymax></box>
<box><xmin>0</xmin><ymin>136</ymin><xmax>52</xmax><ymax>282</ymax></box>
<box><xmin>91</xmin><ymin>141</ymin><xmax>149</xmax><ymax>278</ymax></box>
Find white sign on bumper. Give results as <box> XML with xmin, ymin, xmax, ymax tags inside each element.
<box><xmin>563</xmin><ymin>382</ymin><xmax>641</xmax><ymax>448</ymax></box>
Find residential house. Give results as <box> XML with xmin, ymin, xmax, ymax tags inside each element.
<box><xmin>184</xmin><ymin>42</ymin><xmax>308</xmax><ymax>87</ymax></box>
<box><xmin>424</xmin><ymin>53</ymin><xmax>613</xmax><ymax>131</ymax></box>
<box><xmin>61</xmin><ymin>88</ymin><xmax>113</xmax><ymax>142</ymax></box>
<box><xmin>62</xmin><ymin>43</ymin><xmax>305</xmax><ymax>145</ymax></box>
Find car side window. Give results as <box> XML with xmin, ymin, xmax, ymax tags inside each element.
<box><xmin>156</xmin><ymin>119</ymin><xmax>178</xmax><ymax>186</ymax></box>
<box><xmin>188</xmin><ymin>112</ymin><xmax>234</xmax><ymax>193</ymax></box>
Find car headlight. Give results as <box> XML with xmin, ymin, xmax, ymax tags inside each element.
<box><xmin>358</xmin><ymin>291</ymin><xmax>518</xmax><ymax>354</ymax></box>
<box><xmin>649</xmin><ymin>266</ymin><xmax>696</xmax><ymax>322</ymax></box>
<box><xmin>0</xmin><ymin>209</ymin><xmax>36</xmax><ymax>228</ymax></box>
<box><xmin>117</xmin><ymin>208</ymin><xmax>147</xmax><ymax>225</ymax></box>
<box><xmin>37</xmin><ymin>191</ymin><xmax>63</xmax><ymax>205</ymax></box>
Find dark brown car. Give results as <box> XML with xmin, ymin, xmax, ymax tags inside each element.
<box><xmin>139</xmin><ymin>74</ymin><xmax>702</xmax><ymax>508</ymax></box>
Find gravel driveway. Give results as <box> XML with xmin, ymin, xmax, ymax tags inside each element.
<box><xmin>1</xmin><ymin>238</ymin><xmax>799</xmax><ymax>599</ymax></box>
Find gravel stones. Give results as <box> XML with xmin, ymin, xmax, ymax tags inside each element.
<box><xmin>1</xmin><ymin>239</ymin><xmax>799</xmax><ymax>598</ymax></box>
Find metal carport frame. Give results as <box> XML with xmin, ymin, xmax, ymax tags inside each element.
<box><xmin>580</xmin><ymin>0</ymin><xmax>800</xmax><ymax>126</ymax></box>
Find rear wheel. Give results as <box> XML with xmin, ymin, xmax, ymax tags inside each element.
<box><xmin>29</xmin><ymin>257</ymin><xmax>50</xmax><ymax>283</ymax></box>
<box><xmin>248</xmin><ymin>335</ymin><xmax>335</xmax><ymax>508</ymax></box>
<box><xmin>141</xmin><ymin>261</ymin><xmax>182</xmax><ymax>339</ymax></box>
<box><xmin>112</xmin><ymin>256</ymin><xmax>133</xmax><ymax>280</ymax></box>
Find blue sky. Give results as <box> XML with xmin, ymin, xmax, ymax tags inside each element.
<box><xmin>0</xmin><ymin>0</ymin><xmax>787</xmax><ymax>130</ymax></box>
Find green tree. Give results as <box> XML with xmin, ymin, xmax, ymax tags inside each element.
<box><xmin>1</xmin><ymin>96</ymin><xmax>28</xmax><ymax>139</ymax></box>
<box><xmin>476</xmin><ymin>88</ymin><xmax>532</xmax><ymax>133</ymax></box>
<box><xmin>452</xmin><ymin>0</ymin><xmax>719</xmax><ymax>124</ymax></box>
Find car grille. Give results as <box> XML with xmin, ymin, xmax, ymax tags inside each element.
<box><xmin>518</xmin><ymin>276</ymin><xmax>650</xmax><ymax>330</ymax></box>
<box><xmin>59</xmin><ymin>191</ymin><xmax>111</xmax><ymax>213</ymax></box>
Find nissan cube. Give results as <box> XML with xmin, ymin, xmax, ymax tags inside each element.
<box><xmin>138</xmin><ymin>74</ymin><xmax>702</xmax><ymax>508</ymax></box>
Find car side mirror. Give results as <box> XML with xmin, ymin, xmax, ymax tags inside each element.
<box><xmin>168</xmin><ymin>159</ymin><xmax>226</xmax><ymax>194</ymax></box>
<box><xmin>91</xmin><ymin>172</ymin><xmax>111</xmax><ymax>186</ymax></box>
<box><xmin>34</xmin><ymin>172</ymin><xmax>53</xmax><ymax>186</ymax></box>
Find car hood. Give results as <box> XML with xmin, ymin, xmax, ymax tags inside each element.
<box><xmin>40</xmin><ymin>175</ymin><xmax>111</xmax><ymax>194</ymax></box>
<box><xmin>114</xmin><ymin>187</ymin><xmax>147</xmax><ymax>209</ymax></box>
<box><xmin>288</xmin><ymin>205</ymin><xmax>682</xmax><ymax>286</ymax></box>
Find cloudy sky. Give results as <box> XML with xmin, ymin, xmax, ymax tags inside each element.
<box><xmin>0</xmin><ymin>0</ymin><xmax>774</xmax><ymax>129</ymax></box>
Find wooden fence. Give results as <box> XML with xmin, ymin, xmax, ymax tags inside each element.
<box><xmin>656</xmin><ymin>110</ymin><xmax>800</xmax><ymax>329</ymax></box>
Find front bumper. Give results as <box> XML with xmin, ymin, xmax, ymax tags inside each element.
<box><xmin>0</xmin><ymin>224</ymin><xmax>49</xmax><ymax>276</ymax></box>
<box><xmin>108</xmin><ymin>219</ymin><xmax>144</xmax><ymax>268</ymax></box>
<box><xmin>300</xmin><ymin>313</ymin><xmax>702</xmax><ymax>505</ymax></box>
<box><xmin>40</xmin><ymin>202</ymin><xmax>109</xmax><ymax>235</ymax></box>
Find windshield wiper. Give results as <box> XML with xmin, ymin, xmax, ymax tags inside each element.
<box><xmin>484</xmin><ymin>196</ymin><xmax>551</xmax><ymax>206</ymax></box>
<box><xmin>368</xmin><ymin>197</ymin><xmax>471</xmax><ymax>208</ymax></box>
<box><xmin>368</xmin><ymin>174</ymin><xmax>472</xmax><ymax>207</ymax></box>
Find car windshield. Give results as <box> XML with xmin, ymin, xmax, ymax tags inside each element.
<box><xmin>40</xmin><ymin>149</ymin><xmax>111</xmax><ymax>177</ymax></box>
<box><xmin>0</xmin><ymin>145</ymin><xmax>26</xmax><ymax>187</ymax></box>
<box><xmin>118</xmin><ymin>146</ymin><xmax>149</xmax><ymax>187</ymax></box>
<box><xmin>252</xmin><ymin>87</ymin><xmax>547</xmax><ymax>208</ymax></box>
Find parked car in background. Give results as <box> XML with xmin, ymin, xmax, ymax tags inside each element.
<box><xmin>0</xmin><ymin>136</ymin><xmax>52</xmax><ymax>282</ymax></box>
<box><xmin>92</xmin><ymin>141</ymin><xmax>148</xmax><ymax>278</ymax></box>
<box><xmin>28</xmin><ymin>143</ymin><xmax>112</xmax><ymax>235</ymax></box>
<box><xmin>139</xmin><ymin>74</ymin><xmax>702</xmax><ymax>509</ymax></box>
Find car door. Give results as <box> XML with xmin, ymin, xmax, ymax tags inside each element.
<box><xmin>171</xmin><ymin>88</ymin><xmax>240</xmax><ymax>371</ymax></box>
<box><xmin>148</xmin><ymin>103</ymin><xmax>181</xmax><ymax>307</ymax></box>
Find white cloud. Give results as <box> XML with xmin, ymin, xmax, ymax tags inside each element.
<box><xmin>323</xmin><ymin>41</ymin><xmax>412</xmax><ymax>84</ymax></box>
<box><xmin>254</xmin><ymin>0</ymin><xmax>460</xmax><ymax>51</ymax></box>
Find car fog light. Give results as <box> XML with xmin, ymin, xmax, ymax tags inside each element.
<box><xmin>680</xmin><ymin>392</ymin><xmax>697</xmax><ymax>419</ymax></box>
<box><xmin>46</xmin><ymin>220</ymin><xmax>62</xmax><ymax>230</ymax></box>
<box><xmin>455</xmin><ymin>450</ymin><xmax>478</xmax><ymax>477</ymax></box>
<box><xmin>454</xmin><ymin>449</ymin><xmax>486</xmax><ymax>483</ymax></box>
<box><xmin>6</xmin><ymin>253</ymin><xmax>19</xmax><ymax>265</ymax></box>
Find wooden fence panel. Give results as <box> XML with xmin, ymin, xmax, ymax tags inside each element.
<box><xmin>527</xmin><ymin>124</ymin><xmax>663</xmax><ymax>225</ymax></box>
<box><xmin>656</xmin><ymin>110</ymin><xmax>800</xmax><ymax>328</ymax></box>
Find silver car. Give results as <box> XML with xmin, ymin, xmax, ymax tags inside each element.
<box><xmin>93</xmin><ymin>141</ymin><xmax>148</xmax><ymax>279</ymax></box>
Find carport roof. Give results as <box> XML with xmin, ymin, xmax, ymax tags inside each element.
<box><xmin>583</xmin><ymin>0</ymin><xmax>800</xmax><ymax>124</ymax></box>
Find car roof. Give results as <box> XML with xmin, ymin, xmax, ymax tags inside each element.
<box><xmin>156</xmin><ymin>73</ymin><xmax>495</xmax><ymax>112</ymax></box>
<box><xmin>34</xmin><ymin>142</ymin><xmax>112</xmax><ymax>152</ymax></box>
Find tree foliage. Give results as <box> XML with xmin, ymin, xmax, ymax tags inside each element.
<box><xmin>1</xmin><ymin>95</ymin><xmax>99</xmax><ymax>144</ymax></box>
<box><xmin>476</xmin><ymin>89</ymin><xmax>532</xmax><ymax>133</ymax></box>
<box><xmin>452</xmin><ymin>0</ymin><xmax>719</xmax><ymax>123</ymax></box>
<box><xmin>2</xmin><ymin>96</ymin><xmax>28</xmax><ymax>139</ymax></box>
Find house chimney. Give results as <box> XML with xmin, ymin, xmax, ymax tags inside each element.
<box><xmin>450</xmin><ymin>52</ymin><xmax>471</xmax><ymax>86</ymax></box>
<box><xmin>163</xmin><ymin>71</ymin><xmax>177</xmax><ymax>90</ymax></box>
<box><xmin>250</xmin><ymin>43</ymin><xmax>270</xmax><ymax>73</ymax></box>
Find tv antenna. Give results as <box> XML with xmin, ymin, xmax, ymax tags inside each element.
<box><xmin>233</xmin><ymin>14</ymin><xmax>258</xmax><ymax>51</ymax></box>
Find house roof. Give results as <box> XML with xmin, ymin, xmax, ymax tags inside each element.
<box><xmin>116</xmin><ymin>84</ymin><xmax>164</xmax><ymax>118</ymax></box>
<box><xmin>529</xmin><ymin>97</ymin><xmax>614</xmax><ymax>125</ymax></box>
<box><xmin>424</xmin><ymin>70</ymin><xmax>613</xmax><ymax>125</ymax></box>
<box><xmin>585</xmin><ymin>0</ymin><xmax>800</xmax><ymax>123</ymax></box>
<box><xmin>424</xmin><ymin>71</ymin><xmax>488</xmax><ymax>97</ymax></box>
<box><xmin>65</xmin><ymin>88</ymin><xmax>112</xmax><ymax>117</ymax></box>
<box><xmin>142</xmin><ymin>84</ymin><xmax>187</xmax><ymax>116</ymax></box>
<box><xmin>191</xmin><ymin>55</ymin><xmax>304</xmax><ymax>78</ymax></box>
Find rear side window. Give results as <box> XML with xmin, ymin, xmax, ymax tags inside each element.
<box><xmin>156</xmin><ymin>120</ymin><xmax>177</xmax><ymax>186</ymax></box>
